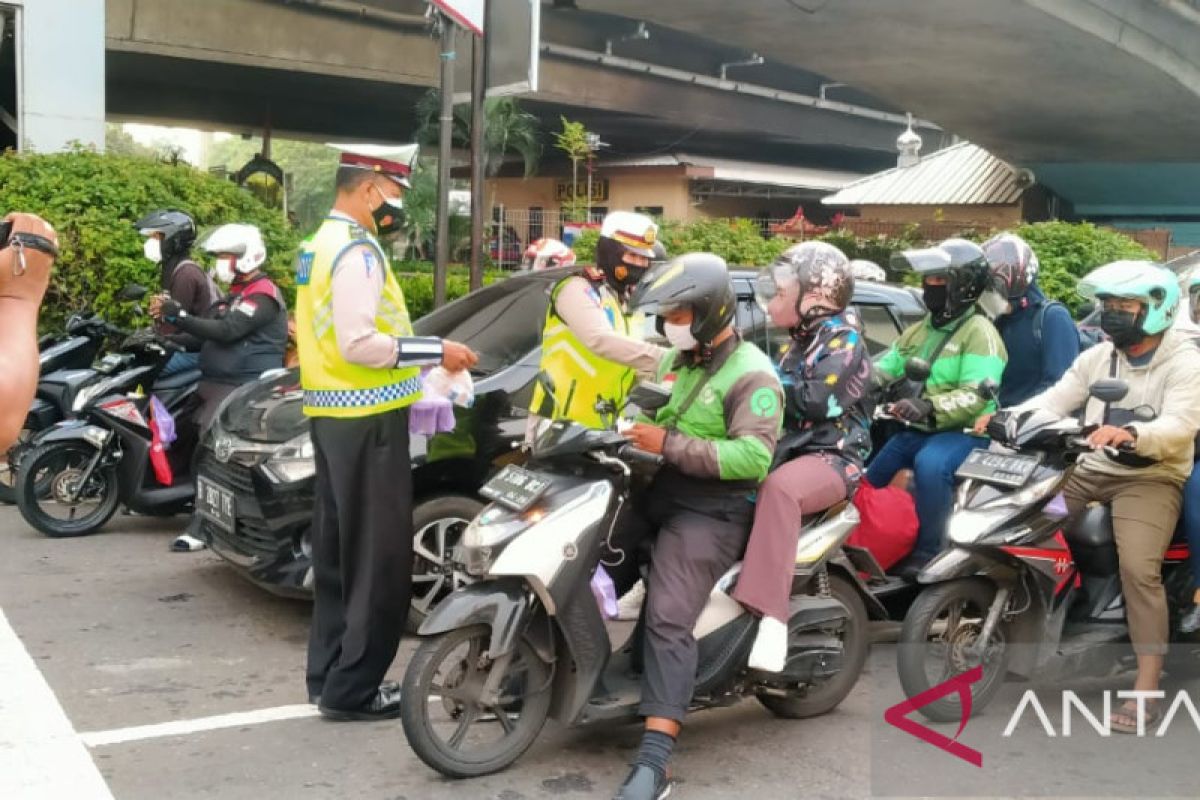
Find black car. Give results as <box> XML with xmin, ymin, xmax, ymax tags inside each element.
<box><xmin>191</xmin><ymin>268</ymin><xmax>924</xmax><ymax>628</ymax></box>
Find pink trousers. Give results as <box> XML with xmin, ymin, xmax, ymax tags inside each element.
<box><xmin>732</xmin><ymin>455</ymin><xmax>847</xmax><ymax>622</ymax></box>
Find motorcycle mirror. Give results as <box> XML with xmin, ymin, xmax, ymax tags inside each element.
<box><xmin>903</xmin><ymin>357</ymin><xmax>932</xmax><ymax>383</ymax></box>
<box><xmin>1088</xmin><ymin>378</ymin><xmax>1129</xmax><ymax>404</ymax></box>
<box><xmin>535</xmin><ymin>370</ymin><xmax>557</xmax><ymax>418</ymax></box>
<box><xmin>978</xmin><ymin>378</ymin><xmax>1000</xmax><ymax>403</ymax></box>
<box><xmin>1132</xmin><ymin>404</ymin><xmax>1157</xmax><ymax>423</ymax></box>
<box><xmin>117</xmin><ymin>283</ymin><xmax>148</xmax><ymax>301</ymax></box>
<box><xmin>627</xmin><ymin>382</ymin><xmax>671</xmax><ymax>413</ymax></box>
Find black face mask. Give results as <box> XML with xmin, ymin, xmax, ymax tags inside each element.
<box><xmin>370</xmin><ymin>187</ymin><xmax>406</xmax><ymax>236</ymax></box>
<box><xmin>1100</xmin><ymin>309</ymin><xmax>1144</xmax><ymax>349</ymax></box>
<box><xmin>923</xmin><ymin>283</ymin><xmax>949</xmax><ymax>316</ymax></box>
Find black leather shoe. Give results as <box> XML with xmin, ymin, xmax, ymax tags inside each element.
<box><xmin>1181</xmin><ymin>605</ymin><xmax>1200</xmax><ymax>635</ymax></box>
<box><xmin>310</xmin><ymin>681</ymin><xmax>397</xmax><ymax>708</ymax></box>
<box><xmin>318</xmin><ymin>683</ymin><xmax>402</xmax><ymax>721</ymax></box>
<box><xmin>613</xmin><ymin>764</ymin><xmax>672</xmax><ymax>800</ymax></box>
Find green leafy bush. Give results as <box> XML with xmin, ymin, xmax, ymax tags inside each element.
<box><xmin>397</xmin><ymin>267</ymin><xmax>508</xmax><ymax>320</ymax></box>
<box><xmin>1014</xmin><ymin>221</ymin><xmax>1154</xmax><ymax>312</ymax></box>
<box><xmin>569</xmin><ymin>228</ymin><xmax>600</xmax><ymax>263</ymax></box>
<box><xmin>0</xmin><ymin>148</ymin><xmax>300</xmax><ymax>331</ymax></box>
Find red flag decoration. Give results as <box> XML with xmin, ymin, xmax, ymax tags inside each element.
<box><xmin>148</xmin><ymin>401</ymin><xmax>174</xmax><ymax>486</ymax></box>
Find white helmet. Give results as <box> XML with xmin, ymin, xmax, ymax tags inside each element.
<box><xmin>202</xmin><ymin>223</ymin><xmax>267</xmax><ymax>278</ymax></box>
<box><xmin>521</xmin><ymin>238</ymin><xmax>576</xmax><ymax>271</ymax></box>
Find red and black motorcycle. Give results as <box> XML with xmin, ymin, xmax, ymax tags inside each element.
<box><xmin>895</xmin><ymin>377</ymin><xmax>1199</xmax><ymax>721</ymax></box>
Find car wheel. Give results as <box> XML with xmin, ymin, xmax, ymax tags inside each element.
<box><xmin>409</xmin><ymin>495</ymin><xmax>484</xmax><ymax>634</ymax></box>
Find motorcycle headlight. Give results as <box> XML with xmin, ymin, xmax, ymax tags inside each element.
<box><xmin>262</xmin><ymin>432</ymin><xmax>315</xmax><ymax>483</ymax></box>
<box><xmin>72</xmin><ymin>380</ymin><xmax>114</xmax><ymax>412</ymax></box>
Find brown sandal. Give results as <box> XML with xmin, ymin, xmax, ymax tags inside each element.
<box><xmin>1110</xmin><ymin>699</ymin><xmax>1161</xmax><ymax>735</ymax></box>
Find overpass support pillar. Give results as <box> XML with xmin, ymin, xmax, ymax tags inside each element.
<box><xmin>5</xmin><ymin>0</ymin><xmax>104</xmax><ymax>152</ymax></box>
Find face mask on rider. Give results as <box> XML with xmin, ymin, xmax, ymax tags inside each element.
<box><xmin>143</xmin><ymin>237</ymin><xmax>162</xmax><ymax>264</ymax></box>
<box><xmin>214</xmin><ymin>256</ymin><xmax>238</xmax><ymax>285</ymax></box>
<box><xmin>923</xmin><ymin>281</ymin><xmax>949</xmax><ymax>315</ymax></box>
<box><xmin>1100</xmin><ymin>309</ymin><xmax>1144</xmax><ymax>349</ymax></box>
<box><xmin>663</xmin><ymin>322</ymin><xmax>699</xmax><ymax>351</ymax></box>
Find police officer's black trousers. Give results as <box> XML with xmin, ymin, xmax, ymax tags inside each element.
<box><xmin>306</xmin><ymin>409</ymin><xmax>413</xmax><ymax>710</ymax></box>
<box><xmin>609</xmin><ymin>479</ymin><xmax>754</xmax><ymax>723</ymax></box>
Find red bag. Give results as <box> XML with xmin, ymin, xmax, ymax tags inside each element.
<box><xmin>849</xmin><ymin>480</ymin><xmax>917</xmax><ymax>571</ymax></box>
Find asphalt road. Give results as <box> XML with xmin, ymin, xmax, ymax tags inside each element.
<box><xmin>1</xmin><ymin>504</ymin><xmax>1194</xmax><ymax>800</ymax></box>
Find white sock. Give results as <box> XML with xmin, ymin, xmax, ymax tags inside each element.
<box><xmin>616</xmin><ymin>579</ymin><xmax>646</xmax><ymax>621</ymax></box>
<box><xmin>748</xmin><ymin>616</ymin><xmax>788</xmax><ymax>673</ymax></box>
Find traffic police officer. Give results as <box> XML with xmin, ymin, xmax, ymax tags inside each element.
<box><xmin>611</xmin><ymin>253</ymin><xmax>785</xmax><ymax>800</ymax></box>
<box><xmin>296</xmin><ymin>147</ymin><xmax>478</xmax><ymax>720</ymax></box>
<box><xmin>529</xmin><ymin>211</ymin><xmax>666</xmax><ymax>435</ymax></box>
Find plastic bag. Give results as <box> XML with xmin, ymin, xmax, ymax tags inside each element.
<box><xmin>590</xmin><ymin>564</ymin><xmax>619</xmax><ymax>620</ymax></box>
<box><xmin>848</xmin><ymin>480</ymin><xmax>918</xmax><ymax>571</ymax></box>
<box><xmin>422</xmin><ymin>366</ymin><xmax>474</xmax><ymax>408</ymax></box>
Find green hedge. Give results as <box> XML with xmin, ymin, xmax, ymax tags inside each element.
<box><xmin>397</xmin><ymin>268</ymin><xmax>508</xmax><ymax>320</ymax></box>
<box><xmin>0</xmin><ymin>148</ymin><xmax>300</xmax><ymax>331</ymax></box>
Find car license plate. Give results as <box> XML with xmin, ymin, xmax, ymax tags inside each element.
<box><xmin>955</xmin><ymin>448</ymin><xmax>1042</xmax><ymax>488</ymax></box>
<box><xmin>480</xmin><ymin>465</ymin><xmax>551</xmax><ymax>512</ymax></box>
<box><xmin>196</xmin><ymin>476</ymin><xmax>236</xmax><ymax>532</ymax></box>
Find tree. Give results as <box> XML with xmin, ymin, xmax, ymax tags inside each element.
<box><xmin>414</xmin><ymin>91</ymin><xmax>542</xmax><ymax>178</ymax></box>
<box><xmin>554</xmin><ymin>116</ymin><xmax>591</xmax><ymax>223</ymax></box>
<box><xmin>0</xmin><ymin>147</ymin><xmax>300</xmax><ymax>331</ymax></box>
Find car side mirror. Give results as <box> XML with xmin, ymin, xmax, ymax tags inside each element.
<box><xmin>1088</xmin><ymin>378</ymin><xmax>1129</xmax><ymax>404</ymax></box>
<box><xmin>117</xmin><ymin>283</ymin><xmax>148</xmax><ymax>301</ymax></box>
<box><xmin>903</xmin><ymin>357</ymin><xmax>931</xmax><ymax>383</ymax></box>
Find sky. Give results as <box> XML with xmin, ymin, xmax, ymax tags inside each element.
<box><xmin>123</xmin><ymin>123</ymin><xmax>232</xmax><ymax>166</ymax></box>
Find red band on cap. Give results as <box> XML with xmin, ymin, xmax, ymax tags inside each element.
<box><xmin>339</xmin><ymin>152</ymin><xmax>412</xmax><ymax>178</ymax></box>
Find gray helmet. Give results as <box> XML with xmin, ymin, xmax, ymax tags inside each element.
<box><xmin>630</xmin><ymin>252</ymin><xmax>736</xmax><ymax>346</ymax></box>
<box><xmin>760</xmin><ymin>242</ymin><xmax>854</xmax><ymax>327</ymax></box>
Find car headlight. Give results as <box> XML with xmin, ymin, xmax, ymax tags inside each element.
<box><xmin>262</xmin><ymin>432</ymin><xmax>315</xmax><ymax>483</ymax></box>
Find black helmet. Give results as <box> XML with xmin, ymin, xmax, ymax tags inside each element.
<box><xmin>629</xmin><ymin>252</ymin><xmax>736</xmax><ymax>346</ymax></box>
<box><xmin>891</xmin><ymin>237</ymin><xmax>990</xmax><ymax>326</ymax></box>
<box><xmin>136</xmin><ymin>209</ymin><xmax>196</xmax><ymax>260</ymax></box>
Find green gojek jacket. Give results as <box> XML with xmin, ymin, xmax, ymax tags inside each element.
<box><xmin>646</xmin><ymin>336</ymin><xmax>784</xmax><ymax>484</ymax></box>
<box><xmin>876</xmin><ymin>308</ymin><xmax>1008</xmax><ymax>431</ymax></box>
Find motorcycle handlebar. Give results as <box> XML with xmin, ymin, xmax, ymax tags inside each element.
<box><xmin>618</xmin><ymin>445</ymin><xmax>665</xmax><ymax>466</ymax></box>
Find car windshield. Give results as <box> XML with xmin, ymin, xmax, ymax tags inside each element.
<box><xmin>414</xmin><ymin>277</ymin><xmax>549</xmax><ymax>375</ymax></box>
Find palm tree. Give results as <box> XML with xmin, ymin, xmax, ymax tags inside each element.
<box><xmin>414</xmin><ymin>90</ymin><xmax>542</xmax><ymax>177</ymax></box>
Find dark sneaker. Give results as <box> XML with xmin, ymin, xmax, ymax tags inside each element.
<box><xmin>1181</xmin><ymin>605</ymin><xmax>1200</xmax><ymax>635</ymax></box>
<box><xmin>893</xmin><ymin>553</ymin><xmax>934</xmax><ymax>582</ymax></box>
<box><xmin>318</xmin><ymin>683</ymin><xmax>402</xmax><ymax>721</ymax></box>
<box><xmin>613</xmin><ymin>764</ymin><xmax>672</xmax><ymax>800</ymax></box>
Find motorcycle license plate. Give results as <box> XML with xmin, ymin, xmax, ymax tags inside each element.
<box><xmin>196</xmin><ymin>476</ymin><xmax>236</xmax><ymax>532</ymax></box>
<box><xmin>955</xmin><ymin>448</ymin><xmax>1042</xmax><ymax>488</ymax></box>
<box><xmin>480</xmin><ymin>465</ymin><xmax>551</xmax><ymax>512</ymax></box>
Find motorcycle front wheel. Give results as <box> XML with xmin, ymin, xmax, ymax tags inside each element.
<box><xmin>897</xmin><ymin>577</ymin><xmax>1010</xmax><ymax>722</ymax></box>
<box><xmin>16</xmin><ymin>442</ymin><xmax>119</xmax><ymax>537</ymax></box>
<box><xmin>400</xmin><ymin>624</ymin><xmax>552</xmax><ymax>779</ymax></box>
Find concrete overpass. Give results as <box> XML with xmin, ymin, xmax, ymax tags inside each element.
<box><xmin>102</xmin><ymin>0</ymin><xmax>939</xmax><ymax>172</ymax></box>
<box><xmin>582</xmin><ymin>0</ymin><xmax>1200</xmax><ymax>243</ymax></box>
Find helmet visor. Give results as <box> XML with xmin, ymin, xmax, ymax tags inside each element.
<box><xmin>890</xmin><ymin>246</ymin><xmax>952</xmax><ymax>275</ymax></box>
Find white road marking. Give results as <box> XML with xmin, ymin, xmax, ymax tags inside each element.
<box><xmin>0</xmin><ymin>608</ymin><xmax>115</xmax><ymax>800</ymax></box>
<box><xmin>80</xmin><ymin>704</ymin><xmax>322</xmax><ymax>747</ymax></box>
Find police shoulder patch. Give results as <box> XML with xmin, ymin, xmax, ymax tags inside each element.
<box><xmin>295</xmin><ymin>251</ymin><xmax>315</xmax><ymax>286</ymax></box>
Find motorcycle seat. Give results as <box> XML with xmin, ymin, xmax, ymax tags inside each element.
<box><xmin>1064</xmin><ymin>504</ymin><xmax>1119</xmax><ymax>576</ymax></box>
<box><xmin>153</xmin><ymin>370</ymin><xmax>202</xmax><ymax>391</ymax></box>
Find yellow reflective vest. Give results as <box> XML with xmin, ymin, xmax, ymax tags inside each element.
<box><xmin>295</xmin><ymin>215</ymin><xmax>421</xmax><ymax>418</ymax></box>
<box><xmin>531</xmin><ymin>275</ymin><xmax>637</xmax><ymax>429</ymax></box>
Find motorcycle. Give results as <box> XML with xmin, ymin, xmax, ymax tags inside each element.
<box><xmin>895</xmin><ymin>378</ymin><xmax>1200</xmax><ymax>722</ymax></box>
<box><xmin>0</xmin><ymin>310</ymin><xmax>124</xmax><ymax>502</ymax></box>
<box><xmin>14</xmin><ymin>326</ymin><xmax>203</xmax><ymax>538</ymax></box>
<box><xmin>399</xmin><ymin>385</ymin><xmax>878</xmax><ymax>779</ymax></box>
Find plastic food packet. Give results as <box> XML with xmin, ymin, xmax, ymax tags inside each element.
<box><xmin>590</xmin><ymin>564</ymin><xmax>620</xmax><ymax>620</ymax></box>
<box><xmin>422</xmin><ymin>366</ymin><xmax>474</xmax><ymax>408</ymax></box>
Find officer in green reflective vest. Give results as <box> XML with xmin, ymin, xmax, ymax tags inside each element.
<box><xmin>296</xmin><ymin>147</ymin><xmax>478</xmax><ymax>721</ymax></box>
<box><xmin>529</xmin><ymin>211</ymin><xmax>667</xmax><ymax>435</ymax></box>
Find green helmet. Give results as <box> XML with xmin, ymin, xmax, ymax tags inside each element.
<box><xmin>1077</xmin><ymin>260</ymin><xmax>1180</xmax><ymax>335</ymax></box>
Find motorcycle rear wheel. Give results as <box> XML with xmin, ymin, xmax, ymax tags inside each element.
<box><xmin>897</xmin><ymin>577</ymin><xmax>1009</xmax><ymax>722</ymax></box>
<box><xmin>400</xmin><ymin>624</ymin><xmax>552</xmax><ymax>778</ymax></box>
<box><xmin>16</xmin><ymin>442</ymin><xmax>119</xmax><ymax>538</ymax></box>
<box><xmin>758</xmin><ymin>573</ymin><xmax>870</xmax><ymax>719</ymax></box>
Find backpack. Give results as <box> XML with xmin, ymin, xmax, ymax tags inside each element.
<box><xmin>1033</xmin><ymin>300</ymin><xmax>1098</xmax><ymax>353</ymax></box>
